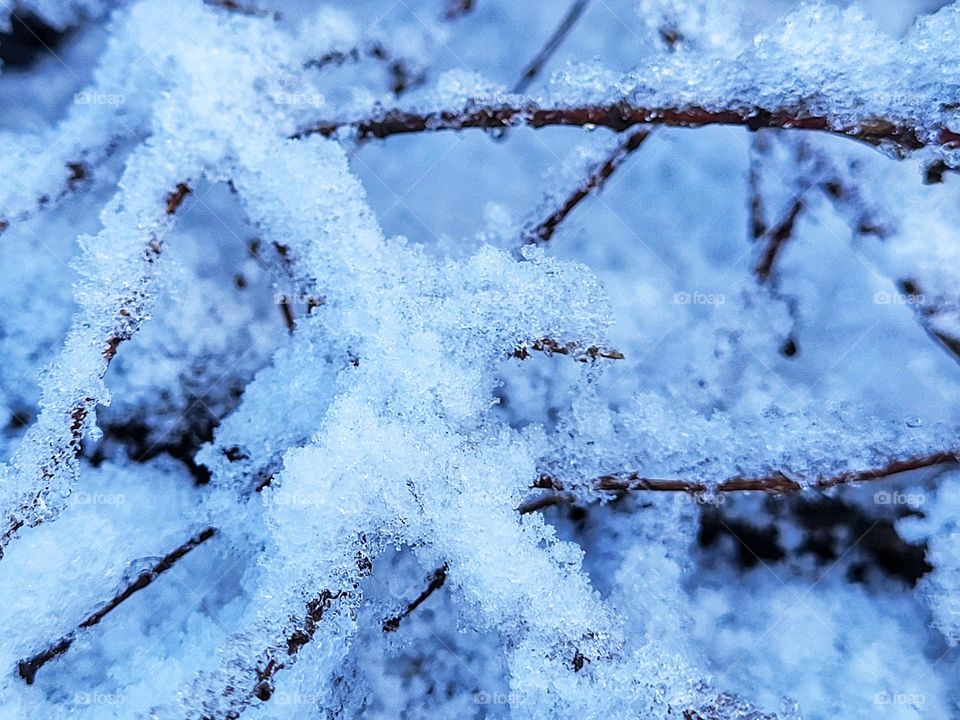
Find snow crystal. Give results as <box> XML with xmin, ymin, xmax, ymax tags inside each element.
<box><xmin>2</xmin><ymin>1</ymin><xmax>960</xmax><ymax>718</ymax></box>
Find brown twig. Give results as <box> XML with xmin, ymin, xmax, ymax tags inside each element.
<box><xmin>225</xmin><ymin>541</ymin><xmax>373</xmax><ymax>715</ymax></box>
<box><xmin>443</xmin><ymin>0</ymin><xmax>474</xmax><ymax>20</ymax></box>
<box><xmin>819</xmin><ymin>176</ymin><xmax>891</xmax><ymax>239</ymax></box>
<box><xmin>898</xmin><ymin>279</ymin><xmax>960</xmax><ymax>365</ymax></box>
<box><xmin>747</xmin><ymin>135</ymin><xmax>769</xmax><ymax>241</ymax></box>
<box><xmin>18</xmin><ymin>456</ymin><xmax>281</xmax><ymax>684</ymax></box>
<box><xmin>754</xmin><ymin>198</ymin><xmax>805</xmax><ymax>282</ymax></box>
<box><xmin>512</xmin><ymin>337</ymin><xmax>624</xmax><ymax>362</ymax></box>
<box><xmin>203</xmin><ymin>0</ymin><xmax>277</xmax><ymax>18</ymax></box>
<box><xmin>297</xmin><ymin>103</ymin><xmax>960</xmax><ymax>155</ymax></box>
<box><xmin>278</xmin><ymin>297</ymin><xmax>296</xmax><ymax>333</ymax></box>
<box><xmin>513</xmin><ymin>0</ymin><xmax>593</xmax><ymax>94</ymax></box>
<box><xmin>383</xmin><ymin>564</ymin><xmax>448</xmax><ymax>632</ymax></box>
<box><xmin>521</xmin><ymin>450</ymin><xmax>959</xmax><ymax>512</ymax></box>
<box><xmin>249</xmin><ymin>589</ymin><xmax>349</xmax><ymax>703</ymax></box>
<box><xmin>339</xmin><ymin>449</ymin><xmax>960</xmax><ymax>637</ymax></box>
<box><xmin>306</xmin><ymin>42</ymin><xmax>425</xmax><ymax>97</ymax></box>
<box><xmin>524</xmin><ymin>128</ymin><xmax>651</xmax><ymax>244</ymax></box>
<box><xmin>17</xmin><ymin>526</ymin><xmax>216</xmax><ymax>684</ymax></box>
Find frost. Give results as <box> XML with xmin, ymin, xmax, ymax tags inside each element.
<box><xmin>898</xmin><ymin>474</ymin><xmax>960</xmax><ymax>646</ymax></box>
<box><xmin>2</xmin><ymin>1</ymin><xmax>960</xmax><ymax>718</ymax></box>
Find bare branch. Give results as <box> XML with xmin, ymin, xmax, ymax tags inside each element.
<box><xmin>297</xmin><ymin>103</ymin><xmax>960</xmax><ymax>155</ymax></box>
<box><xmin>513</xmin><ymin>0</ymin><xmax>592</xmax><ymax>94</ymax></box>
<box><xmin>522</xmin><ymin>450</ymin><xmax>959</xmax><ymax>512</ymax></box>
<box><xmin>17</xmin><ymin>526</ymin><xmax>216</xmax><ymax>684</ymax></box>
<box><xmin>754</xmin><ymin>198</ymin><xmax>805</xmax><ymax>282</ymax></box>
<box><xmin>512</xmin><ymin>337</ymin><xmax>624</xmax><ymax>362</ymax></box>
<box><xmin>524</xmin><ymin>128</ymin><xmax>650</xmax><ymax>244</ymax></box>
<box><xmin>442</xmin><ymin>0</ymin><xmax>474</xmax><ymax>21</ymax></box>
<box><xmin>306</xmin><ymin>41</ymin><xmax>425</xmax><ymax>97</ymax></box>
<box><xmin>383</xmin><ymin>564</ymin><xmax>448</xmax><ymax>632</ymax></box>
<box><xmin>898</xmin><ymin>279</ymin><xmax>960</xmax><ymax>365</ymax></box>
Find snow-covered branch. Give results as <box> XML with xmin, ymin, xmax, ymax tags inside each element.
<box><xmin>300</xmin><ymin>103</ymin><xmax>960</xmax><ymax>156</ymax></box>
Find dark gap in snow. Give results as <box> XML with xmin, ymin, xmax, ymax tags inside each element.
<box><xmin>0</xmin><ymin>12</ymin><xmax>71</xmax><ymax>69</ymax></box>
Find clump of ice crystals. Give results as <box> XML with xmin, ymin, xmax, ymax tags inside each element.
<box><xmin>1</xmin><ymin>1</ymin><xmax>959</xmax><ymax>719</ymax></box>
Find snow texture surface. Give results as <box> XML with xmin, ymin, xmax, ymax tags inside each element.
<box><xmin>0</xmin><ymin>0</ymin><xmax>959</xmax><ymax>718</ymax></box>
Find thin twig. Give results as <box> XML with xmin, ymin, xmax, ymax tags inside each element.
<box><xmin>306</xmin><ymin>42</ymin><xmax>425</xmax><ymax>97</ymax></box>
<box><xmin>521</xmin><ymin>450</ymin><xmax>959</xmax><ymax>512</ymax></box>
<box><xmin>382</xmin><ymin>450</ymin><xmax>959</xmax><ymax>634</ymax></box>
<box><xmin>18</xmin><ymin>459</ymin><xmax>280</xmax><ymax>683</ymax></box>
<box><xmin>898</xmin><ymin>279</ymin><xmax>960</xmax><ymax>366</ymax></box>
<box><xmin>383</xmin><ymin>564</ymin><xmax>448</xmax><ymax>632</ymax></box>
<box><xmin>754</xmin><ymin>198</ymin><xmax>805</xmax><ymax>282</ymax></box>
<box><xmin>298</xmin><ymin>103</ymin><xmax>960</xmax><ymax>155</ymax></box>
<box><xmin>524</xmin><ymin>128</ymin><xmax>650</xmax><ymax>244</ymax></box>
<box><xmin>513</xmin><ymin>0</ymin><xmax>592</xmax><ymax>94</ymax></box>
<box><xmin>512</xmin><ymin>337</ymin><xmax>624</xmax><ymax>362</ymax></box>
<box><xmin>227</xmin><ymin>541</ymin><xmax>373</xmax><ymax>714</ymax></box>
<box><xmin>203</xmin><ymin>0</ymin><xmax>277</xmax><ymax>18</ymax></box>
<box><xmin>442</xmin><ymin>0</ymin><xmax>474</xmax><ymax>21</ymax></box>
<box><xmin>17</xmin><ymin>526</ymin><xmax>216</xmax><ymax>683</ymax></box>
<box><xmin>249</xmin><ymin>589</ymin><xmax>349</xmax><ymax>703</ymax></box>
<box><xmin>747</xmin><ymin>135</ymin><xmax>769</xmax><ymax>241</ymax></box>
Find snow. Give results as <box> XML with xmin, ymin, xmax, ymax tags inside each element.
<box><xmin>1</xmin><ymin>0</ymin><xmax>959</xmax><ymax>718</ymax></box>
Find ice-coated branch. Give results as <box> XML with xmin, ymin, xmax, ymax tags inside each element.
<box><xmin>0</xmin><ymin>179</ymin><xmax>193</xmax><ymax>559</ymax></box>
<box><xmin>382</xmin><ymin>564</ymin><xmax>448</xmax><ymax>632</ymax></box>
<box><xmin>524</xmin><ymin>450</ymin><xmax>959</xmax><ymax>512</ymax></box>
<box><xmin>17</xmin><ymin>526</ymin><xmax>216</xmax><ymax>684</ymax></box>
<box><xmin>512</xmin><ymin>337</ymin><xmax>624</xmax><ymax>362</ymax></box>
<box><xmin>248</xmin><ymin>589</ymin><xmax>350</xmax><ymax>703</ymax></box>
<box><xmin>523</xmin><ymin>128</ymin><xmax>651</xmax><ymax>245</ymax></box>
<box><xmin>297</xmin><ymin>103</ymin><xmax>960</xmax><ymax>156</ymax></box>
<box><xmin>207</xmin><ymin>536</ymin><xmax>374</xmax><ymax>717</ymax></box>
